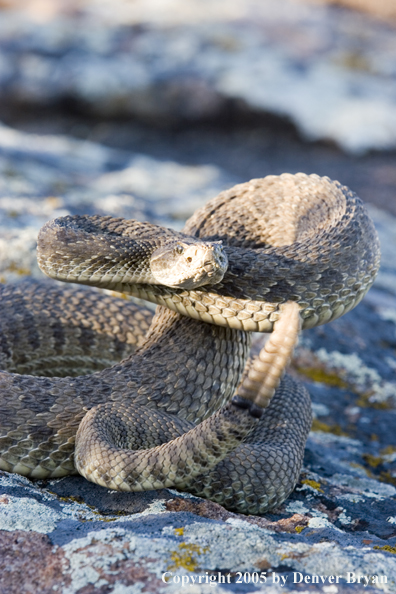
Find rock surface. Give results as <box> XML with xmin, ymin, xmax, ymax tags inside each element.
<box><xmin>2</xmin><ymin>0</ymin><xmax>396</xmax><ymax>153</ymax></box>
<box><xmin>0</xmin><ymin>124</ymin><xmax>395</xmax><ymax>592</ymax></box>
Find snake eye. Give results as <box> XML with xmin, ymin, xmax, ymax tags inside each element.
<box><xmin>175</xmin><ymin>245</ymin><xmax>184</xmax><ymax>255</ymax></box>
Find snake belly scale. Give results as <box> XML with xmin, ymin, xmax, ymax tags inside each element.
<box><xmin>0</xmin><ymin>173</ymin><xmax>380</xmax><ymax>514</ymax></box>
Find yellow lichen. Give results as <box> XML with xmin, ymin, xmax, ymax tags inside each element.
<box><xmin>311</xmin><ymin>419</ymin><xmax>348</xmax><ymax>436</ymax></box>
<box><xmin>380</xmin><ymin>445</ymin><xmax>396</xmax><ymax>455</ymax></box>
<box><xmin>47</xmin><ymin>490</ymin><xmax>128</xmax><ymax>521</ymax></box>
<box><xmin>379</xmin><ymin>471</ymin><xmax>396</xmax><ymax>487</ymax></box>
<box><xmin>355</xmin><ymin>392</ymin><xmax>392</xmax><ymax>410</ymax></box>
<box><xmin>6</xmin><ymin>261</ymin><xmax>31</xmax><ymax>277</ymax></box>
<box><xmin>295</xmin><ymin>526</ymin><xmax>305</xmax><ymax>533</ymax></box>
<box><xmin>174</xmin><ymin>527</ymin><xmax>184</xmax><ymax>536</ymax></box>
<box><xmin>374</xmin><ymin>545</ymin><xmax>396</xmax><ymax>555</ymax></box>
<box><xmin>301</xmin><ymin>479</ymin><xmax>324</xmax><ymax>493</ymax></box>
<box><xmin>168</xmin><ymin>543</ymin><xmax>209</xmax><ymax>572</ymax></box>
<box><xmin>57</xmin><ymin>494</ymin><xmax>85</xmax><ymax>504</ymax></box>
<box><xmin>296</xmin><ymin>367</ymin><xmax>348</xmax><ymax>388</ymax></box>
<box><xmin>350</xmin><ymin>462</ymin><xmax>375</xmax><ymax>478</ymax></box>
<box><xmin>362</xmin><ymin>454</ymin><xmax>384</xmax><ymax>469</ymax></box>
<box><xmin>350</xmin><ymin>463</ymin><xmax>396</xmax><ymax>487</ymax></box>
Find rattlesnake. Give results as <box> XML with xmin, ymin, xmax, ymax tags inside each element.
<box><xmin>0</xmin><ymin>173</ymin><xmax>380</xmax><ymax>514</ymax></box>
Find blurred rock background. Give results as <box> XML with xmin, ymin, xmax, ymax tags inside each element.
<box><xmin>1</xmin><ymin>0</ymin><xmax>396</xmax><ymax>213</ymax></box>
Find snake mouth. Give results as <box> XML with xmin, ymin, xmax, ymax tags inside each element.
<box><xmin>202</xmin><ymin>260</ymin><xmax>227</xmax><ymax>282</ymax></box>
<box><xmin>171</xmin><ymin>263</ymin><xmax>226</xmax><ymax>290</ymax></box>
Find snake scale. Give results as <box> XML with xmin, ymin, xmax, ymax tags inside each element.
<box><xmin>0</xmin><ymin>173</ymin><xmax>380</xmax><ymax>514</ymax></box>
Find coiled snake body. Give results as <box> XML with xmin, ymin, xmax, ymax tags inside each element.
<box><xmin>0</xmin><ymin>174</ymin><xmax>380</xmax><ymax>514</ymax></box>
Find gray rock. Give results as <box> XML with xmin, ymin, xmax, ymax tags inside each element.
<box><xmin>0</xmin><ymin>123</ymin><xmax>395</xmax><ymax>592</ymax></box>
<box><xmin>2</xmin><ymin>0</ymin><xmax>396</xmax><ymax>153</ymax></box>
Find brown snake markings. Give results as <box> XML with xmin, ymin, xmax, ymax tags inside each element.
<box><xmin>0</xmin><ymin>174</ymin><xmax>380</xmax><ymax>514</ymax></box>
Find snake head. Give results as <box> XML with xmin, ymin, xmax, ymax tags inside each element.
<box><xmin>150</xmin><ymin>239</ymin><xmax>228</xmax><ymax>290</ymax></box>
